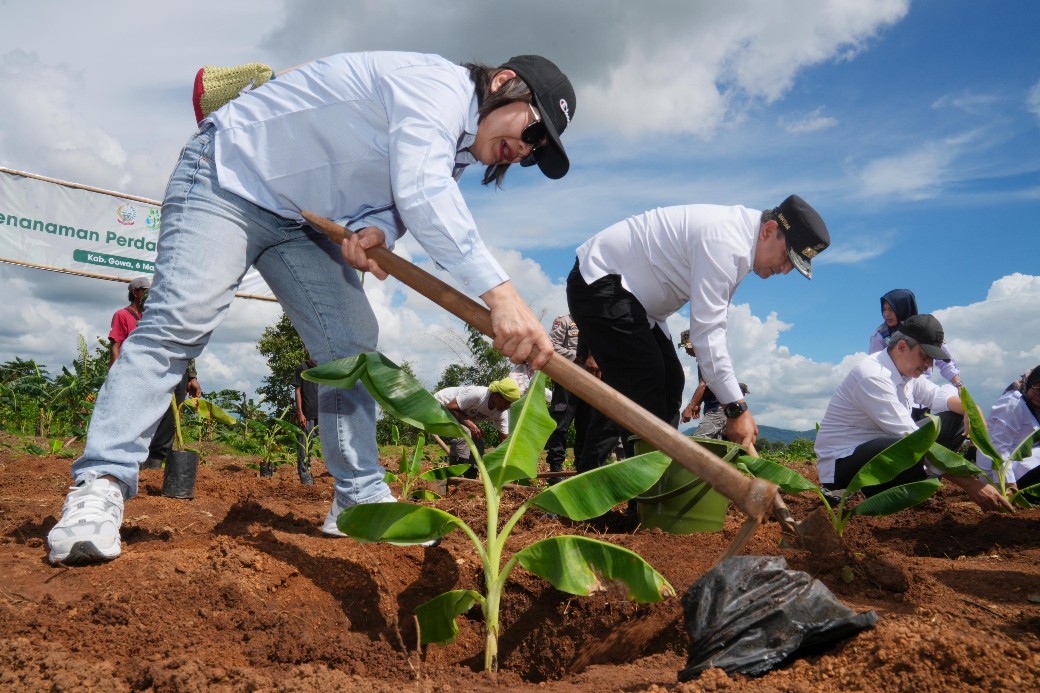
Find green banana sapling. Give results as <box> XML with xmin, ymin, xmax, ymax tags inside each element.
<box><xmin>305</xmin><ymin>352</ymin><xmax>675</xmax><ymax>672</ymax></box>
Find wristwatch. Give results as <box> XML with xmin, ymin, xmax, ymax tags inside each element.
<box><xmin>723</xmin><ymin>400</ymin><xmax>748</xmax><ymax>419</ymax></box>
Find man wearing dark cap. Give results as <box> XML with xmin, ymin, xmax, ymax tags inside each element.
<box><xmin>567</xmin><ymin>195</ymin><xmax>829</xmax><ymax>452</ymax></box>
<box><xmin>815</xmin><ymin>314</ymin><xmax>1011</xmax><ymax>511</ymax></box>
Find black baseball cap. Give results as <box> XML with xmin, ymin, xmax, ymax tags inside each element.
<box><xmin>899</xmin><ymin>314</ymin><xmax>950</xmax><ymax>361</ymax></box>
<box><xmin>773</xmin><ymin>195</ymin><xmax>830</xmax><ymax>280</ymax></box>
<box><xmin>500</xmin><ymin>55</ymin><xmax>575</xmax><ymax>180</ymax></box>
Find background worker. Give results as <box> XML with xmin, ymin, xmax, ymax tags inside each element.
<box><xmin>567</xmin><ymin>195</ymin><xmax>830</xmax><ymax>453</ymax></box>
<box><xmin>975</xmin><ymin>365</ymin><xmax>1040</xmax><ymax>502</ymax></box>
<box><xmin>434</xmin><ymin>379</ymin><xmax>521</xmax><ymax>478</ymax></box>
<box><xmin>678</xmin><ymin>329</ymin><xmax>749</xmax><ymax>439</ymax></box>
<box><xmin>107</xmin><ymin>276</ymin><xmax>201</xmax><ymax>471</ymax></box>
<box><xmin>290</xmin><ymin>357</ymin><xmax>319</xmax><ymax>485</ymax></box>
<box><xmin>544</xmin><ymin>313</ymin><xmax>580</xmax><ymax>483</ymax></box>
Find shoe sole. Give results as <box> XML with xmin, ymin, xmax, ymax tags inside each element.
<box><xmin>49</xmin><ymin>540</ymin><xmax>120</xmax><ymax>566</ymax></box>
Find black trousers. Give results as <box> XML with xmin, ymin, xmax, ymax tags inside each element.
<box><xmin>1016</xmin><ymin>466</ymin><xmax>1040</xmax><ymax>503</ymax></box>
<box><xmin>545</xmin><ymin>384</ymin><xmax>577</xmax><ymax>472</ymax></box>
<box><xmin>566</xmin><ymin>261</ymin><xmax>684</xmax><ymax>456</ymax></box>
<box><xmin>574</xmin><ymin>400</ymin><xmax>623</xmax><ymax>473</ymax></box>
<box><xmin>149</xmin><ymin>371</ymin><xmax>191</xmax><ymax>462</ymax></box>
<box><xmin>826</xmin><ymin>410</ymin><xmax>966</xmax><ymax>496</ymax></box>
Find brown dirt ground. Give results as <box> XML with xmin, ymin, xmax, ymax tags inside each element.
<box><xmin>1</xmin><ymin>436</ymin><xmax>1038</xmax><ymax>692</ymax></box>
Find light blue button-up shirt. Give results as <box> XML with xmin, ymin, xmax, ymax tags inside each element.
<box><xmin>207</xmin><ymin>51</ymin><xmax>508</xmax><ymax>296</ymax></box>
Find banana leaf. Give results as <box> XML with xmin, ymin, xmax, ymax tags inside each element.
<box><xmin>483</xmin><ymin>372</ymin><xmax>555</xmax><ymax>490</ymax></box>
<box><xmin>846</xmin><ymin>417</ymin><xmax>938</xmax><ymax>496</ymax></box>
<box><xmin>850</xmin><ymin>478</ymin><xmax>941</xmax><ymax>516</ymax></box>
<box><xmin>420</xmin><ymin>463</ymin><xmax>472</xmax><ymax>480</ymax></box>
<box><xmin>336</xmin><ymin>502</ymin><xmax>461</xmax><ymax>546</ymax></box>
<box><xmin>737</xmin><ymin>455</ymin><xmax>818</xmax><ymax>493</ymax></box>
<box><xmin>531</xmin><ymin>451</ymin><xmax>671</xmax><ymax>520</ymax></box>
<box><xmin>406</xmin><ymin>432</ymin><xmax>426</xmax><ymax>477</ymax></box>
<box><xmin>961</xmin><ymin>386</ymin><xmax>1004</xmax><ymax>467</ymax></box>
<box><xmin>1010</xmin><ymin>428</ymin><xmax>1040</xmax><ymax>462</ymax></box>
<box><xmin>515</xmin><ymin>536</ymin><xmax>674</xmax><ymax>602</ymax></box>
<box><xmin>925</xmin><ymin>442</ymin><xmax>984</xmax><ymax>477</ymax></box>
<box><xmin>1010</xmin><ymin>482</ymin><xmax>1039</xmax><ymax>509</ymax></box>
<box><xmin>414</xmin><ymin>589</ymin><xmax>484</xmax><ymax>645</ymax></box>
<box><xmin>184</xmin><ymin>398</ymin><xmax>237</xmax><ymax>425</ymax></box>
<box><xmin>303</xmin><ymin>352</ymin><xmax>464</xmax><ymax>437</ymax></box>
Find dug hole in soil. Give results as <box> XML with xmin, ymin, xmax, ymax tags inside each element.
<box><xmin>2</xmin><ymin>438</ymin><xmax>1039</xmax><ymax>691</ymax></box>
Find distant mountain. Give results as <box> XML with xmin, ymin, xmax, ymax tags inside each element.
<box><xmin>757</xmin><ymin>425</ymin><xmax>815</xmax><ymax>444</ymax></box>
<box><xmin>678</xmin><ymin>424</ymin><xmax>814</xmax><ymax>444</ymax></box>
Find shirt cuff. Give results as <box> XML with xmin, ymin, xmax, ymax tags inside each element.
<box><xmin>449</xmin><ymin>247</ymin><xmax>509</xmax><ymax>297</ymax></box>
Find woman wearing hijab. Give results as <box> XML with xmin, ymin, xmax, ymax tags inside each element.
<box><xmin>868</xmin><ymin>288</ymin><xmax>963</xmax><ymax>390</ymax></box>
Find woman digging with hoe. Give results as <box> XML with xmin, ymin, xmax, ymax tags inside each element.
<box><xmin>48</xmin><ymin>51</ymin><xmax>576</xmax><ymax>565</ymax></box>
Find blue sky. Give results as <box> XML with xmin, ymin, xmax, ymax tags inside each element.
<box><xmin>1</xmin><ymin>0</ymin><xmax>1037</xmax><ymax>431</ymax></box>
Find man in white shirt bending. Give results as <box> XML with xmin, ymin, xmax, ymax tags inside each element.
<box><xmin>566</xmin><ymin>195</ymin><xmax>829</xmax><ymax>453</ymax></box>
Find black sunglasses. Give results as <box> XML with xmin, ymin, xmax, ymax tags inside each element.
<box><xmin>520</xmin><ymin>103</ymin><xmax>548</xmax><ymax>147</ymax></box>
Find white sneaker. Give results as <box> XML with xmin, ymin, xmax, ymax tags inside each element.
<box><xmin>47</xmin><ymin>472</ymin><xmax>125</xmax><ymax>565</ymax></box>
<box><xmin>322</xmin><ymin>494</ymin><xmax>439</xmax><ymax>547</ymax></box>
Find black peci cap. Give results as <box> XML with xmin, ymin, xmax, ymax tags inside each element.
<box><xmin>773</xmin><ymin>195</ymin><xmax>830</xmax><ymax>280</ymax></box>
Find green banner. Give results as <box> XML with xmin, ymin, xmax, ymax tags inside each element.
<box><xmin>73</xmin><ymin>249</ymin><xmax>155</xmax><ymax>273</ymax></box>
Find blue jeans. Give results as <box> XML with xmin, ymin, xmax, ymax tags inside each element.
<box><xmin>73</xmin><ymin>125</ymin><xmax>389</xmax><ymax>505</ymax></box>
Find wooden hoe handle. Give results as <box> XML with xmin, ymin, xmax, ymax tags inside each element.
<box><xmin>302</xmin><ymin>212</ymin><xmax>777</xmax><ymax>522</ymax></box>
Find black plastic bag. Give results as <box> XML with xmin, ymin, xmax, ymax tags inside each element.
<box><xmin>679</xmin><ymin>555</ymin><xmax>877</xmax><ymax>680</ymax></box>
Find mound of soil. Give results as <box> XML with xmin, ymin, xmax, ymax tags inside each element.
<box><xmin>1</xmin><ymin>441</ymin><xmax>1038</xmax><ymax>691</ymax></box>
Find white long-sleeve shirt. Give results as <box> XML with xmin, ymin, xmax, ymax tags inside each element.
<box><xmin>575</xmin><ymin>204</ymin><xmax>759</xmax><ymax>404</ymax></box>
<box><xmin>974</xmin><ymin>390</ymin><xmax>1040</xmax><ymax>484</ymax></box>
<box><xmin>815</xmin><ymin>350</ymin><xmax>958</xmax><ymax>484</ymax></box>
<box><xmin>206</xmin><ymin>51</ymin><xmax>508</xmax><ymax>297</ymax></box>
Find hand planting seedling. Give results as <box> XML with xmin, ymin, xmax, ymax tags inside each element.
<box><xmin>957</xmin><ymin>386</ymin><xmax>1040</xmax><ymax>508</ymax></box>
<box><xmin>739</xmin><ymin>417</ymin><xmax>948</xmax><ymax>537</ymax></box>
<box><xmin>305</xmin><ymin>352</ymin><xmax>675</xmax><ymax>672</ymax></box>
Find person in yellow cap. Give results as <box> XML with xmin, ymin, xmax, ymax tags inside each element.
<box><xmin>434</xmin><ymin>379</ymin><xmax>520</xmax><ymax>478</ymax></box>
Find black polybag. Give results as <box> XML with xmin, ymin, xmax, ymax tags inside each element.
<box><xmin>679</xmin><ymin>555</ymin><xmax>877</xmax><ymax>680</ymax></box>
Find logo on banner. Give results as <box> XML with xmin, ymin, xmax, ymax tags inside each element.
<box><xmin>116</xmin><ymin>204</ymin><xmax>137</xmax><ymax>226</ymax></box>
<box><xmin>145</xmin><ymin>208</ymin><xmax>161</xmax><ymax>230</ymax></box>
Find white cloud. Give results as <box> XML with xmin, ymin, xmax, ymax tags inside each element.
<box><xmin>1028</xmin><ymin>80</ymin><xmax>1040</xmax><ymax>124</ymax></box>
<box><xmin>781</xmin><ymin>108</ymin><xmax>839</xmax><ymax>134</ymax></box>
<box><xmin>0</xmin><ymin>51</ymin><xmax>129</xmax><ymax>191</ymax></box>
<box><xmin>258</xmin><ymin>0</ymin><xmax>909</xmax><ymax>139</ymax></box>
<box><xmin>933</xmin><ymin>273</ymin><xmax>1040</xmax><ymax>408</ymax></box>
<box><xmin>931</xmin><ymin>91</ymin><xmax>1000</xmax><ymax>114</ymax></box>
<box><xmin>815</xmin><ymin>233</ymin><xmax>893</xmax><ymax>265</ymax></box>
<box><xmin>857</xmin><ymin>141</ymin><xmax>957</xmax><ymax>200</ymax></box>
